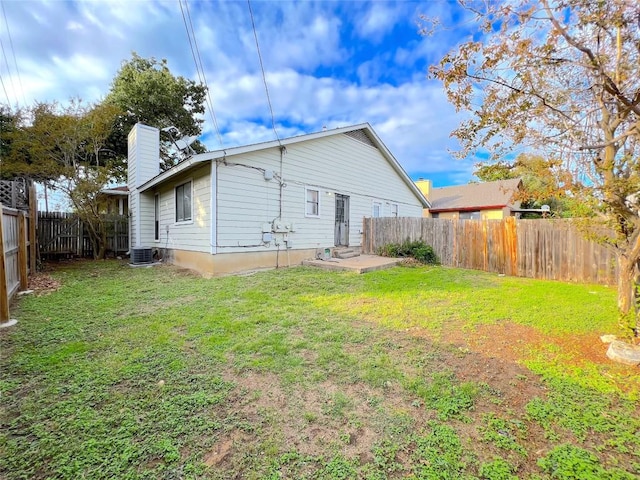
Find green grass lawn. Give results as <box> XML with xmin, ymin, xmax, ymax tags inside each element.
<box><xmin>1</xmin><ymin>261</ymin><xmax>638</xmax><ymax>479</ymax></box>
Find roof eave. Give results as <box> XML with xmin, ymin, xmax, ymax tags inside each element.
<box><xmin>138</xmin><ymin>156</ymin><xmax>211</xmax><ymax>192</ymax></box>
<box><xmin>100</xmin><ymin>190</ymin><xmax>129</xmax><ymax>196</ymax></box>
<box><xmin>357</xmin><ymin>126</ymin><xmax>430</xmax><ymax>208</ymax></box>
<box><xmin>138</xmin><ymin>125</ymin><xmax>376</xmax><ymax>192</ymax></box>
<box><xmin>137</xmin><ymin>123</ymin><xmax>431</xmax><ymax>209</ymax></box>
<box><xmin>430</xmin><ymin>204</ymin><xmax>510</xmax><ymax>213</ymax></box>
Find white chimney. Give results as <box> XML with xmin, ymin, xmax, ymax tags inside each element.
<box><xmin>128</xmin><ymin>123</ymin><xmax>160</xmax><ymax>247</ymax></box>
<box><xmin>128</xmin><ymin>123</ymin><xmax>160</xmax><ymax>188</ymax></box>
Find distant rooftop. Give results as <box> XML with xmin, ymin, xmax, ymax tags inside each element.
<box><xmin>429</xmin><ymin>179</ymin><xmax>522</xmax><ymax>211</ymax></box>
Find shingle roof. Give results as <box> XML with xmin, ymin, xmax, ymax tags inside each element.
<box><xmin>429</xmin><ymin>178</ymin><xmax>522</xmax><ymax>212</ymax></box>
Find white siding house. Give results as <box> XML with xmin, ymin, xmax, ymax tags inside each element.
<box><xmin>128</xmin><ymin>123</ymin><xmax>429</xmax><ymax>275</ymax></box>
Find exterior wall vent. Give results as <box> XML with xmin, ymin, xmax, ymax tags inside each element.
<box><xmin>131</xmin><ymin>247</ymin><xmax>153</xmax><ymax>264</ymax></box>
<box><xmin>344</xmin><ymin>129</ymin><xmax>376</xmax><ymax>148</ymax></box>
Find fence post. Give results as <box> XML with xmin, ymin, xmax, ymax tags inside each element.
<box><xmin>18</xmin><ymin>211</ymin><xmax>28</xmax><ymax>290</ymax></box>
<box><xmin>0</xmin><ymin>205</ymin><xmax>9</xmax><ymax>322</ymax></box>
<box><xmin>505</xmin><ymin>216</ymin><xmax>518</xmax><ymax>276</ymax></box>
<box><xmin>29</xmin><ymin>182</ymin><xmax>37</xmax><ymax>272</ymax></box>
<box><xmin>77</xmin><ymin>216</ymin><xmax>81</xmax><ymax>256</ymax></box>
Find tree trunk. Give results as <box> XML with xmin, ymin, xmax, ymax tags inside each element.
<box><xmin>98</xmin><ymin>229</ymin><xmax>107</xmax><ymax>260</ymax></box>
<box><xmin>617</xmin><ymin>254</ymin><xmax>638</xmax><ymax>335</ymax></box>
<box><xmin>89</xmin><ymin>228</ymin><xmax>107</xmax><ymax>260</ymax></box>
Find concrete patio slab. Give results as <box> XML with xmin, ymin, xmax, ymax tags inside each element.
<box><xmin>302</xmin><ymin>254</ymin><xmax>402</xmax><ymax>274</ymax></box>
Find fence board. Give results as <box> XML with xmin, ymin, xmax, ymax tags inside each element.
<box><xmin>2</xmin><ymin>208</ymin><xmax>21</xmax><ymax>298</ymax></box>
<box><xmin>362</xmin><ymin>217</ymin><xmax>617</xmax><ymax>285</ymax></box>
<box><xmin>0</xmin><ymin>206</ymin><xmax>8</xmax><ymax>321</ymax></box>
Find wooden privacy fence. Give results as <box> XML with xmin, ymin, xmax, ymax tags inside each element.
<box><xmin>38</xmin><ymin>212</ymin><xmax>129</xmax><ymax>258</ymax></box>
<box><xmin>362</xmin><ymin>217</ymin><xmax>618</xmax><ymax>285</ymax></box>
<box><xmin>0</xmin><ymin>205</ymin><xmax>37</xmax><ymax>322</ymax></box>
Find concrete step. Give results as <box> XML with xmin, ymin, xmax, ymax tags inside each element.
<box><xmin>334</xmin><ymin>248</ymin><xmax>360</xmax><ymax>259</ymax></box>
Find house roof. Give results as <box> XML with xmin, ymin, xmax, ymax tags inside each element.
<box><xmin>429</xmin><ymin>178</ymin><xmax>522</xmax><ymax>212</ymax></box>
<box><xmin>137</xmin><ymin>123</ymin><xmax>430</xmax><ymax>208</ymax></box>
<box><xmin>100</xmin><ymin>186</ymin><xmax>129</xmax><ymax>196</ymax></box>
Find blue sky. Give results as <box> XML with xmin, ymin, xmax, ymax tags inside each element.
<box><xmin>0</xmin><ymin>0</ymin><xmax>480</xmax><ymax>188</ymax></box>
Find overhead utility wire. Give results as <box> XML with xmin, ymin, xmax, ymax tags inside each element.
<box><xmin>184</xmin><ymin>0</ymin><xmax>223</xmax><ymax>148</ymax></box>
<box><xmin>247</xmin><ymin>0</ymin><xmax>280</xmax><ymax>144</ymax></box>
<box><xmin>1</xmin><ymin>1</ymin><xmax>26</xmax><ymax>106</ymax></box>
<box><xmin>0</xmin><ymin>35</ymin><xmax>17</xmax><ymax>106</ymax></box>
<box><xmin>178</xmin><ymin>0</ymin><xmax>224</xmax><ymax>148</ymax></box>
<box><xmin>0</xmin><ymin>73</ymin><xmax>10</xmax><ymax>106</ymax></box>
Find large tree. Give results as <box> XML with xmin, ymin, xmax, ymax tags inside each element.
<box><xmin>474</xmin><ymin>154</ymin><xmax>580</xmax><ymax>217</ymax></box>
<box><xmin>430</xmin><ymin>0</ymin><xmax>640</xmax><ymax>333</ymax></box>
<box><xmin>2</xmin><ymin>100</ymin><xmax>122</xmax><ymax>258</ymax></box>
<box><xmin>104</xmin><ymin>53</ymin><xmax>208</xmax><ymax>172</ymax></box>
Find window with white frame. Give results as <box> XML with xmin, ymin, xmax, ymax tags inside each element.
<box><xmin>372</xmin><ymin>201</ymin><xmax>382</xmax><ymax>218</ymax></box>
<box><xmin>305</xmin><ymin>187</ymin><xmax>320</xmax><ymax>217</ymax></box>
<box><xmin>175</xmin><ymin>181</ymin><xmax>192</xmax><ymax>222</ymax></box>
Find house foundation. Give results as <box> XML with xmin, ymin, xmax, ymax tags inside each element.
<box><xmin>157</xmin><ymin>247</ymin><xmax>323</xmax><ymax>276</ymax></box>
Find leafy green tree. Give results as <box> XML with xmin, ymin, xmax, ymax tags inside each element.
<box><xmin>430</xmin><ymin>0</ymin><xmax>640</xmax><ymax>332</ymax></box>
<box><xmin>104</xmin><ymin>52</ymin><xmax>208</xmax><ymax>172</ymax></box>
<box><xmin>473</xmin><ymin>161</ymin><xmax>513</xmax><ymax>183</ymax></box>
<box><xmin>0</xmin><ymin>106</ymin><xmax>44</xmax><ymax>181</ymax></box>
<box><xmin>35</xmin><ymin>100</ymin><xmax>122</xmax><ymax>259</ymax></box>
<box><xmin>0</xmin><ymin>105</ymin><xmax>19</xmax><ymax>165</ymax></box>
<box><xmin>2</xmin><ymin>100</ymin><xmax>122</xmax><ymax>258</ymax></box>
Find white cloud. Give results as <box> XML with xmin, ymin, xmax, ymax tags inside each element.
<box><xmin>1</xmin><ymin>0</ymin><xmax>477</xmax><ymax>186</ymax></box>
<box><xmin>355</xmin><ymin>3</ymin><xmax>403</xmax><ymax>42</ymax></box>
<box><xmin>65</xmin><ymin>21</ymin><xmax>84</xmax><ymax>31</ymax></box>
<box><xmin>199</xmin><ymin>60</ymin><xmax>468</xmax><ymax>178</ymax></box>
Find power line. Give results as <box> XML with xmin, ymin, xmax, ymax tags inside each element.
<box><xmin>184</xmin><ymin>0</ymin><xmax>223</xmax><ymax>148</ymax></box>
<box><xmin>0</xmin><ymin>35</ymin><xmax>16</xmax><ymax>106</ymax></box>
<box><xmin>178</xmin><ymin>0</ymin><xmax>223</xmax><ymax>148</ymax></box>
<box><xmin>0</xmin><ymin>72</ymin><xmax>10</xmax><ymax>105</ymax></box>
<box><xmin>1</xmin><ymin>1</ymin><xmax>26</xmax><ymax>106</ymax></box>
<box><xmin>247</xmin><ymin>0</ymin><xmax>280</xmax><ymax>144</ymax></box>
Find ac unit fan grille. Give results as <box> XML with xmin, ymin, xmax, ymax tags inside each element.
<box><xmin>131</xmin><ymin>247</ymin><xmax>153</xmax><ymax>264</ymax></box>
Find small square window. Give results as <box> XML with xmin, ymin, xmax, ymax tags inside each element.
<box><xmin>305</xmin><ymin>187</ymin><xmax>320</xmax><ymax>217</ymax></box>
<box><xmin>175</xmin><ymin>181</ymin><xmax>192</xmax><ymax>222</ymax></box>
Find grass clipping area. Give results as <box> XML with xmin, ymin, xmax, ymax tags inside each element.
<box><xmin>1</xmin><ymin>260</ymin><xmax>639</xmax><ymax>479</ymax></box>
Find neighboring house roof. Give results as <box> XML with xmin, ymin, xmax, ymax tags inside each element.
<box><xmin>429</xmin><ymin>178</ymin><xmax>522</xmax><ymax>212</ymax></box>
<box><xmin>136</xmin><ymin>123</ymin><xmax>430</xmax><ymax>208</ymax></box>
<box><xmin>100</xmin><ymin>186</ymin><xmax>129</xmax><ymax>196</ymax></box>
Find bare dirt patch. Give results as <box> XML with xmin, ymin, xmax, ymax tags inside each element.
<box><xmin>203</xmin><ymin>431</ymin><xmax>251</xmax><ymax>467</ymax></box>
<box><xmin>210</xmin><ymin>329</ymin><xmax>561</xmax><ymax>478</ymax></box>
<box><xmin>432</xmin><ymin>320</ymin><xmax>639</xmax><ymax>392</ymax></box>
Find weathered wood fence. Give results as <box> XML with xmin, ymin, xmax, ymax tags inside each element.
<box><xmin>0</xmin><ymin>203</ymin><xmax>37</xmax><ymax>322</ymax></box>
<box><xmin>362</xmin><ymin>217</ymin><xmax>618</xmax><ymax>285</ymax></box>
<box><xmin>38</xmin><ymin>212</ymin><xmax>129</xmax><ymax>258</ymax></box>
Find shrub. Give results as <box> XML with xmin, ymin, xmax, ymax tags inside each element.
<box><xmin>377</xmin><ymin>239</ymin><xmax>438</xmax><ymax>264</ymax></box>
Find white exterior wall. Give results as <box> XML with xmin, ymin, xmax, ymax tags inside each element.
<box><xmin>150</xmin><ymin>164</ymin><xmax>211</xmax><ymax>251</ymax></box>
<box><xmin>138</xmin><ymin>191</ymin><xmax>156</xmax><ymax>246</ymax></box>
<box><xmin>215</xmin><ymin>132</ymin><xmax>423</xmax><ymax>254</ymax></box>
